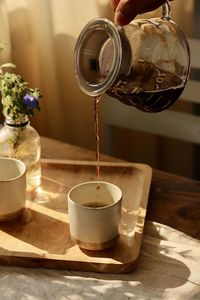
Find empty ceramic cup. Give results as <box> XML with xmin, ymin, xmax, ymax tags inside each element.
<box><xmin>0</xmin><ymin>157</ymin><xmax>26</xmax><ymax>221</ymax></box>
<box><xmin>68</xmin><ymin>181</ymin><xmax>122</xmax><ymax>250</ymax></box>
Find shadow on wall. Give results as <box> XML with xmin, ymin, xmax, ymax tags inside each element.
<box><xmin>3</xmin><ymin>7</ymin><xmax>95</xmax><ymax>149</ymax></box>
<box><xmin>51</xmin><ymin>0</ymin><xmax>114</xmax><ymax>148</ymax></box>
<box><xmin>52</xmin><ymin>33</ymin><xmax>97</xmax><ymax>149</ymax></box>
<box><xmin>1</xmin><ymin>1</ymin><xmax>115</xmax><ymax>151</ymax></box>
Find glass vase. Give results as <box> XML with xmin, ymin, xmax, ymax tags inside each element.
<box><xmin>0</xmin><ymin>115</ymin><xmax>41</xmax><ymax>192</ymax></box>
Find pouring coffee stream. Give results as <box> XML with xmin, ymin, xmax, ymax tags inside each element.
<box><xmin>94</xmin><ymin>95</ymin><xmax>100</xmax><ymax>181</ymax></box>
<box><xmin>74</xmin><ymin>0</ymin><xmax>190</xmax><ymax>176</ymax></box>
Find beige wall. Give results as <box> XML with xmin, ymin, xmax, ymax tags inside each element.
<box><xmin>0</xmin><ymin>0</ymin><xmax>114</xmax><ymax>149</ymax></box>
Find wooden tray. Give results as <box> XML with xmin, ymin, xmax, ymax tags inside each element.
<box><xmin>0</xmin><ymin>159</ymin><xmax>152</xmax><ymax>273</ymax></box>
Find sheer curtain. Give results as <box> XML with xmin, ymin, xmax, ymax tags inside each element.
<box><xmin>0</xmin><ymin>0</ymin><xmax>113</xmax><ymax>149</ymax></box>
<box><xmin>0</xmin><ymin>0</ymin><xmax>194</xmax><ymax>152</ymax></box>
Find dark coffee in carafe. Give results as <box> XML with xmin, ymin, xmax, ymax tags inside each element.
<box><xmin>104</xmin><ymin>60</ymin><xmax>184</xmax><ymax>112</ymax></box>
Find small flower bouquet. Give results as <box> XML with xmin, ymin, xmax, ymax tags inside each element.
<box><xmin>0</xmin><ymin>63</ymin><xmax>42</xmax><ymax>121</ymax></box>
<box><xmin>0</xmin><ymin>45</ymin><xmax>42</xmax><ymax>190</ymax></box>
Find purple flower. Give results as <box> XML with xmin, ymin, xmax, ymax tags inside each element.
<box><xmin>23</xmin><ymin>94</ymin><xmax>39</xmax><ymax>109</ymax></box>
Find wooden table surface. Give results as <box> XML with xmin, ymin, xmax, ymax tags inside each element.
<box><xmin>0</xmin><ymin>136</ymin><xmax>199</xmax><ymax>300</ymax></box>
<box><xmin>41</xmin><ymin>136</ymin><xmax>200</xmax><ymax>240</ymax></box>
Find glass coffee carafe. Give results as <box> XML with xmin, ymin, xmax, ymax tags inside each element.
<box><xmin>74</xmin><ymin>0</ymin><xmax>190</xmax><ymax>112</ymax></box>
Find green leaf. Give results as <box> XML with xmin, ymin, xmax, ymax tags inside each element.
<box><xmin>0</xmin><ymin>63</ymin><xmax>42</xmax><ymax>119</ymax></box>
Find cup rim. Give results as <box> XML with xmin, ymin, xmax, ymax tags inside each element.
<box><xmin>68</xmin><ymin>180</ymin><xmax>122</xmax><ymax>210</ymax></box>
<box><xmin>0</xmin><ymin>157</ymin><xmax>26</xmax><ymax>182</ymax></box>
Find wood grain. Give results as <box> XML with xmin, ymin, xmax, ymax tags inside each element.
<box><xmin>147</xmin><ymin>169</ymin><xmax>200</xmax><ymax>239</ymax></box>
<box><xmin>0</xmin><ymin>160</ymin><xmax>152</xmax><ymax>273</ymax></box>
<box><xmin>40</xmin><ymin>138</ymin><xmax>200</xmax><ymax>240</ymax></box>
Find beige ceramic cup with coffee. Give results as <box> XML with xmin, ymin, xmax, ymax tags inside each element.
<box><xmin>68</xmin><ymin>181</ymin><xmax>122</xmax><ymax>250</ymax></box>
<box><xmin>0</xmin><ymin>157</ymin><xmax>26</xmax><ymax>221</ymax></box>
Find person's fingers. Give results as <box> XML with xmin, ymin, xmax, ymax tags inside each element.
<box><xmin>114</xmin><ymin>0</ymin><xmax>167</xmax><ymax>26</ymax></box>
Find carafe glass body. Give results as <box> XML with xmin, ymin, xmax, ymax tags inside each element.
<box><xmin>74</xmin><ymin>1</ymin><xmax>190</xmax><ymax>112</ymax></box>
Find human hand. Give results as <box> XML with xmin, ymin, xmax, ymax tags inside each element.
<box><xmin>111</xmin><ymin>0</ymin><xmax>172</xmax><ymax>26</ymax></box>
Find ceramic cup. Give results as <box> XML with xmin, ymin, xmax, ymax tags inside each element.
<box><xmin>0</xmin><ymin>157</ymin><xmax>26</xmax><ymax>221</ymax></box>
<box><xmin>68</xmin><ymin>181</ymin><xmax>122</xmax><ymax>250</ymax></box>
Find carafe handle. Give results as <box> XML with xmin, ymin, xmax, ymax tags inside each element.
<box><xmin>162</xmin><ymin>0</ymin><xmax>171</xmax><ymax>20</ymax></box>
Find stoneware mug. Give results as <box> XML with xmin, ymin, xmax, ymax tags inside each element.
<box><xmin>0</xmin><ymin>157</ymin><xmax>26</xmax><ymax>221</ymax></box>
<box><xmin>68</xmin><ymin>181</ymin><xmax>122</xmax><ymax>250</ymax></box>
